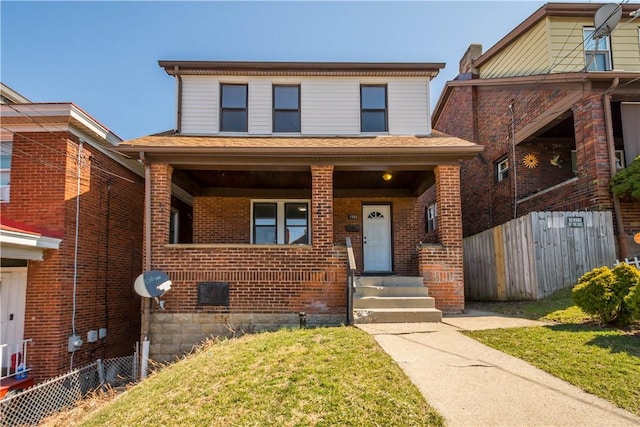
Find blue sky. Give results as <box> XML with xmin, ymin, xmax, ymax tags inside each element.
<box><xmin>0</xmin><ymin>1</ymin><xmax>601</xmax><ymax>140</ymax></box>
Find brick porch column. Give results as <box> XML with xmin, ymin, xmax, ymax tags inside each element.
<box><xmin>419</xmin><ymin>164</ymin><xmax>465</xmax><ymax>313</ymax></box>
<box><xmin>148</xmin><ymin>163</ymin><xmax>173</xmax><ymax>265</ymax></box>
<box><xmin>311</xmin><ymin>165</ymin><xmax>334</xmax><ymax>251</ymax></box>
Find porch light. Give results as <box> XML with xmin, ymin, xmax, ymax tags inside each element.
<box><xmin>297</xmin><ymin>206</ymin><xmax>307</xmax><ymax>212</ymax></box>
<box><xmin>382</xmin><ymin>172</ymin><xmax>393</xmax><ymax>181</ymax></box>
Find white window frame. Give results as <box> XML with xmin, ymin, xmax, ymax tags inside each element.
<box><xmin>251</xmin><ymin>199</ymin><xmax>310</xmax><ymax>245</ymax></box>
<box><xmin>497</xmin><ymin>158</ymin><xmax>509</xmax><ymax>182</ymax></box>
<box><xmin>0</xmin><ymin>141</ymin><xmax>13</xmax><ymax>203</ymax></box>
<box><xmin>426</xmin><ymin>203</ymin><xmax>437</xmax><ymax>232</ymax></box>
<box><xmin>583</xmin><ymin>27</ymin><xmax>612</xmax><ymax>71</ymax></box>
<box><xmin>169</xmin><ymin>208</ymin><xmax>179</xmax><ymax>244</ymax></box>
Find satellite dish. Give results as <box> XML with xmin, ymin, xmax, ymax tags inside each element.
<box><xmin>593</xmin><ymin>3</ymin><xmax>622</xmax><ymax>39</ymax></box>
<box><xmin>134</xmin><ymin>270</ymin><xmax>172</xmax><ymax>298</ymax></box>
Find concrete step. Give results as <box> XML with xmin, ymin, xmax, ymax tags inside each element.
<box><xmin>354</xmin><ymin>296</ymin><xmax>436</xmax><ymax>309</ymax></box>
<box><xmin>356</xmin><ymin>286</ymin><xmax>430</xmax><ymax>298</ymax></box>
<box><xmin>354</xmin><ymin>308</ymin><xmax>442</xmax><ymax>323</ymax></box>
<box><xmin>357</xmin><ymin>276</ymin><xmax>424</xmax><ymax>287</ymax></box>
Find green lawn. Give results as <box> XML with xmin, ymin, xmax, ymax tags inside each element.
<box><xmin>465</xmin><ymin>288</ymin><xmax>640</xmax><ymax>416</ymax></box>
<box><xmin>79</xmin><ymin>327</ymin><xmax>443</xmax><ymax>427</ymax></box>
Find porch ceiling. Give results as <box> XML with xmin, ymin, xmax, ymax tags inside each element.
<box><xmin>175</xmin><ymin>169</ymin><xmax>435</xmax><ymax>198</ymax></box>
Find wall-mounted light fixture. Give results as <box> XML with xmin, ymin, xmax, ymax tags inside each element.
<box><xmin>382</xmin><ymin>172</ymin><xmax>393</xmax><ymax>181</ymax></box>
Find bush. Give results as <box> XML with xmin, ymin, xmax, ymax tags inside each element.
<box><xmin>572</xmin><ymin>264</ymin><xmax>640</xmax><ymax>325</ymax></box>
<box><xmin>611</xmin><ymin>155</ymin><xmax>640</xmax><ymax>199</ymax></box>
<box><xmin>625</xmin><ymin>281</ymin><xmax>640</xmax><ymax>320</ymax></box>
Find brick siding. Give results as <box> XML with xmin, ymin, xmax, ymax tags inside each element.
<box><xmin>434</xmin><ymin>83</ymin><xmax>638</xmax><ymax>254</ymax></box>
<box><xmin>1</xmin><ymin>132</ymin><xmax>144</xmax><ymax>382</ymax></box>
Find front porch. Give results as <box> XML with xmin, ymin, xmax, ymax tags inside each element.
<box><xmin>117</xmin><ymin>134</ymin><xmax>480</xmax><ymax>361</ymax></box>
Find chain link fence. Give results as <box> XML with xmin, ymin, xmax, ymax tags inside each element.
<box><xmin>0</xmin><ymin>354</ymin><xmax>137</xmax><ymax>427</ymax></box>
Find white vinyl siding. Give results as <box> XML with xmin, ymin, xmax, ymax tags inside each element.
<box><xmin>181</xmin><ymin>76</ymin><xmax>218</xmax><ymax>134</ymax></box>
<box><xmin>301</xmin><ymin>80</ymin><xmax>360</xmax><ymax>135</ymax></box>
<box><xmin>248</xmin><ymin>81</ymin><xmax>271</xmax><ymax>134</ymax></box>
<box><xmin>178</xmin><ymin>76</ymin><xmax>433</xmax><ymax>136</ymax></box>
<box><xmin>388</xmin><ymin>80</ymin><xmax>430</xmax><ymax>135</ymax></box>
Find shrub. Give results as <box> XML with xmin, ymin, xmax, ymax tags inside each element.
<box><xmin>611</xmin><ymin>155</ymin><xmax>640</xmax><ymax>199</ymax></box>
<box><xmin>572</xmin><ymin>264</ymin><xmax>640</xmax><ymax>325</ymax></box>
<box><xmin>625</xmin><ymin>281</ymin><xmax>640</xmax><ymax>320</ymax></box>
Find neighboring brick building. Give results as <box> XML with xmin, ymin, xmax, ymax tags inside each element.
<box><xmin>0</xmin><ymin>84</ymin><xmax>145</xmax><ymax>384</ymax></box>
<box><xmin>115</xmin><ymin>60</ymin><xmax>481</xmax><ymax>364</ymax></box>
<box><xmin>431</xmin><ymin>3</ymin><xmax>640</xmax><ymax>258</ymax></box>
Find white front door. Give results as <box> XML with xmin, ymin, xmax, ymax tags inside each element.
<box><xmin>0</xmin><ymin>268</ymin><xmax>28</xmax><ymax>369</ymax></box>
<box><xmin>363</xmin><ymin>205</ymin><xmax>392</xmax><ymax>272</ymax></box>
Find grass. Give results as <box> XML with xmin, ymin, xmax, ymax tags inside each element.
<box><xmin>77</xmin><ymin>326</ymin><xmax>443</xmax><ymax>427</ymax></box>
<box><xmin>464</xmin><ymin>287</ymin><xmax>640</xmax><ymax>416</ymax></box>
<box><xmin>466</xmin><ymin>287</ymin><xmax>591</xmax><ymax>324</ymax></box>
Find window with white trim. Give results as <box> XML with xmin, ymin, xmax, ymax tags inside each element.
<box><xmin>496</xmin><ymin>158</ymin><xmax>509</xmax><ymax>182</ymax></box>
<box><xmin>252</xmin><ymin>200</ymin><xmax>309</xmax><ymax>244</ymax></box>
<box><xmin>0</xmin><ymin>141</ymin><xmax>12</xmax><ymax>202</ymax></box>
<box><xmin>426</xmin><ymin>203</ymin><xmax>437</xmax><ymax>232</ymax></box>
<box><xmin>220</xmin><ymin>83</ymin><xmax>248</xmax><ymax>132</ymax></box>
<box><xmin>584</xmin><ymin>27</ymin><xmax>612</xmax><ymax>71</ymax></box>
<box><xmin>273</xmin><ymin>85</ymin><xmax>300</xmax><ymax>133</ymax></box>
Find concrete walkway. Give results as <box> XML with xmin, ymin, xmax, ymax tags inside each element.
<box><xmin>358</xmin><ymin>310</ymin><xmax>640</xmax><ymax>427</ymax></box>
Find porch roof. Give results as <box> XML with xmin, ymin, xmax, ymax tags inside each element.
<box><xmin>116</xmin><ymin>132</ymin><xmax>483</xmax><ymax>167</ymax></box>
<box><xmin>0</xmin><ymin>220</ymin><xmax>62</xmax><ymax>261</ymax></box>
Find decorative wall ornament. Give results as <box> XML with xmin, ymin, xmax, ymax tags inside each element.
<box><xmin>523</xmin><ymin>153</ymin><xmax>539</xmax><ymax>169</ymax></box>
<box><xmin>550</xmin><ymin>154</ymin><xmax>563</xmax><ymax>167</ymax></box>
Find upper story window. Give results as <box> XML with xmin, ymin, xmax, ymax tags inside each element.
<box><xmin>360</xmin><ymin>85</ymin><xmax>387</xmax><ymax>132</ymax></box>
<box><xmin>252</xmin><ymin>200</ymin><xmax>309</xmax><ymax>244</ymax></box>
<box><xmin>220</xmin><ymin>84</ymin><xmax>248</xmax><ymax>132</ymax></box>
<box><xmin>273</xmin><ymin>85</ymin><xmax>300</xmax><ymax>133</ymax></box>
<box><xmin>583</xmin><ymin>28</ymin><xmax>612</xmax><ymax>71</ymax></box>
<box><xmin>0</xmin><ymin>141</ymin><xmax>12</xmax><ymax>202</ymax></box>
<box><xmin>496</xmin><ymin>157</ymin><xmax>509</xmax><ymax>182</ymax></box>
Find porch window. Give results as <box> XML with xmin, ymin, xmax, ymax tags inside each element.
<box><xmin>360</xmin><ymin>85</ymin><xmax>387</xmax><ymax>132</ymax></box>
<box><xmin>273</xmin><ymin>85</ymin><xmax>300</xmax><ymax>133</ymax></box>
<box><xmin>496</xmin><ymin>158</ymin><xmax>509</xmax><ymax>182</ymax></box>
<box><xmin>252</xmin><ymin>200</ymin><xmax>309</xmax><ymax>244</ymax></box>
<box><xmin>426</xmin><ymin>203</ymin><xmax>437</xmax><ymax>232</ymax></box>
<box><xmin>0</xmin><ymin>141</ymin><xmax>12</xmax><ymax>202</ymax></box>
<box><xmin>583</xmin><ymin>27</ymin><xmax>612</xmax><ymax>71</ymax></box>
<box><xmin>220</xmin><ymin>83</ymin><xmax>248</xmax><ymax>132</ymax></box>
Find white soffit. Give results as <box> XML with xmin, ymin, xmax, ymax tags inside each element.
<box><xmin>0</xmin><ymin>229</ymin><xmax>62</xmax><ymax>261</ymax></box>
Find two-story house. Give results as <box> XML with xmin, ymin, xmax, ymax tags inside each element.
<box><xmin>0</xmin><ymin>83</ymin><xmax>145</xmax><ymax>386</ymax></box>
<box><xmin>116</xmin><ymin>61</ymin><xmax>482</xmax><ymax>363</ymax></box>
<box><xmin>432</xmin><ymin>2</ymin><xmax>640</xmax><ymax>258</ymax></box>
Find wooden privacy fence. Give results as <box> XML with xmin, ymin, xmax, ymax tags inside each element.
<box><xmin>464</xmin><ymin>211</ymin><xmax>616</xmax><ymax>301</ymax></box>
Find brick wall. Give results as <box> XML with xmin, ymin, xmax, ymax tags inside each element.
<box><xmin>419</xmin><ymin>165</ymin><xmax>464</xmax><ymax>312</ymax></box>
<box><xmin>434</xmin><ymin>83</ymin><xmax>618</xmax><ymax>238</ymax></box>
<box><xmin>147</xmin><ymin>163</ymin><xmax>348</xmax><ymax>360</ymax></box>
<box><xmin>1</xmin><ymin>131</ymin><xmax>144</xmax><ymax>382</ymax></box>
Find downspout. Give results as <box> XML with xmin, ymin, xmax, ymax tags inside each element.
<box><xmin>509</xmin><ymin>101</ymin><xmax>517</xmax><ymax>219</ymax></box>
<box><xmin>603</xmin><ymin>77</ymin><xmax>629</xmax><ymax>258</ymax></box>
<box><xmin>175</xmin><ymin>66</ymin><xmax>182</xmax><ymax>134</ymax></box>
<box><xmin>140</xmin><ymin>151</ymin><xmax>151</xmax><ymax>379</ymax></box>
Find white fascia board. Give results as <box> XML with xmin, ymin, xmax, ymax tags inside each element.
<box><xmin>1</xmin><ymin>229</ymin><xmax>62</xmax><ymax>260</ymax></box>
<box><xmin>69</xmin><ymin>105</ymin><xmax>121</xmax><ymax>146</ymax></box>
<box><xmin>1</xmin><ymin>229</ymin><xmax>62</xmax><ymax>250</ymax></box>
